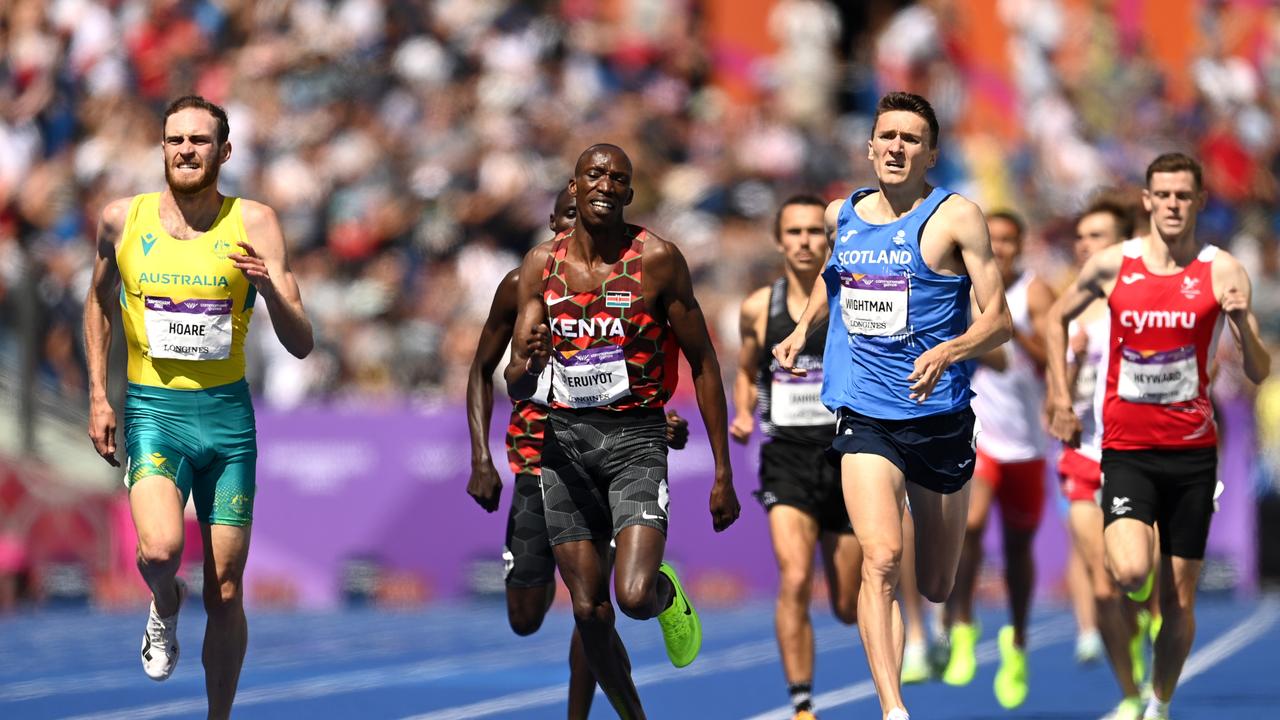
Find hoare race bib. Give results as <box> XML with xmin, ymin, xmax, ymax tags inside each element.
<box><xmin>1117</xmin><ymin>344</ymin><xmax>1198</xmax><ymax>404</ymax></box>
<box><xmin>552</xmin><ymin>344</ymin><xmax>631</xmax><ymax>408</ymax></box>
<box><xmin>144</xmin><ymin>296</ymin><xmax>233</xmax><ymax>360</ymax></box>
<box><xmin>771</xmin><ymin>366</ymin><xmax>835</xmax><ymax>426</ymax></box>
<box><xmin>840</xmin><ymin>272</ymin><xmax>908</xmax><ymax>336</ymax></box>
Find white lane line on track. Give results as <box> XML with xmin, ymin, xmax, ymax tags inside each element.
<box><xmin>1180</xmin><ymin>596</ymin><xmax>1280</xmax><ymax>685</ymax></box>
<box><xmin>57</xmin><ymin>617</ymin><xmax>850</xmax><ymax>720</ymax></box>
<box><xmin>740</xmin><ymin>617</ymin><xmax>1076</xmax><ymax>720</ymax></box>
<box><xmin>398</xmin><ymin>627</ymin><xmax>862</xmax><ymax>720</ymax></box>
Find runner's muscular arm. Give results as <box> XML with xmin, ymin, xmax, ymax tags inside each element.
<box><xmin>504</xmin><ymin>242</ymin><xmax>554</xmax><ymax>400</ymax></box>
<box><xmin>84</xmin><ymin>198</ymin><xmax>131</xmax><ymax>467</ymax></box>
<box><xmin>649</xmin><ymin>237</ymin><xmax>740</xmax><ymax>532</ymax></box>
<box><xmin>1015</xmin><ymin>277</ymin><xmax>1057</xmax><ymax>371</ymax></box>
<box><xmin>465</xmin><ymin>269</ymin><xmax>519</xmax><ymax>512</ymax></box>
<box><xmin>908</xmin><ymin>197</ymin><xmax>1012</xmax><ymax>401</ymax></box>
<box><xmin>730</xmin><ymin>287</ymin><xmax>769</xmax><ymax>443</ymax></box>
<box><xmin>1045</xmin><ymin>245</ymin><xmax>1122</xmax><ymax>443</ymax></box>
<box><xmin>774</xmin><ymin>199</ymin><xmax>838</xmax><ymax>372</ymax></box>
<box><xmin>232</xmin><ymin>201</ymin><xmax>313</xmax><ymax>358</ymax></box>
<box><xmin>1214</xmin><ymin>253</ymin><xmax>1271</xmax><ymax>384</ymax></box>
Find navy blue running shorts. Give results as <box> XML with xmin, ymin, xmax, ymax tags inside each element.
<box><xmin>829</xmin><ymin>406</ymin><xmax>977</xmax><ymax>494</ymax></box>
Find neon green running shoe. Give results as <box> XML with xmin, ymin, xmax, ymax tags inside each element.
<box><xmin>1132</xmin><ymin>611</ymin><xmax>1151</xmax><ymax>685</ymax></box>
<box><xmin>993</xmin><ymin>626</ymin><xmax>1028</xmax><ymax>709</ymax></box>
<box><xmin>1148</xmin><ymin>613</ymin><xmax>1162</xmax><ymax>644</ymax></box>
<box><xmin>1127</xmin><ymin>569</ymin><xmax>1155</xmax><ymax>603</ymax></box>
<box><xmin>1101</xmin><ymin>696</ymin><xmax>1144</xmax><ymax>720</ymax></box>
<box><xmin>656</xmin><ymin>562</ymin><xmax>701</xmax><ymax>668</ymax></box>
<box><xmin>901</xmin><ymin>641</ymin><xmax>930</xmax><ymax>684</ymax></box>
<box><xmin>942</xmin><ymin>622</ymin><xmax>979</xmax><ymax>686</ymax></box>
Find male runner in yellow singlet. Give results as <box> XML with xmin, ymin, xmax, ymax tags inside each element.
<box><xmin>84</xmin><ymin>95</ymin><xmax>313</xmax><ymax>719</ymax></box>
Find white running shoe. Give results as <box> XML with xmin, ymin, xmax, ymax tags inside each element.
<box><xmin>141</xmin><ymin>581</ymin><xmax>185</xmax><ymax>681</ymax></box>
<box><xmin>1076</xmin><ymin>629</ymin><xmax>1104</xmax><ymax>664</ymax></box>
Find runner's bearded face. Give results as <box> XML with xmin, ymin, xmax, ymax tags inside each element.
<box><xmin>162</xmin><ymin>108</ymin><xmax>226</xmax><ymax>196</ymax></box>
<box><xmin>570</xmin><ymin>149</ymin><xmax>633</xmax><ymax>226</ymax></box>
<box><xmin>776</xmin><ymin>204</ymin><xmax>827</xmax><ymax>275</ymax></box>
<box><xmin>1074</xmin><ymin>212</ymin><xmax>1122</xmax><ymax>266</ymax></box>
<box><xmin>867</xmin><ymin>110</ymin><xmax>936</xmax><ymax>187</ymax></box>
<box><xmin>1143</xmin><ymin>171</ymin><xmax>1203</xmax><ymax>242</ymax></box>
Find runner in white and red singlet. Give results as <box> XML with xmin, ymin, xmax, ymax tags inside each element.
<box><xmin>1055</xmin><ymin>197</ymin><xmax>1151</xmax><ymax>720</ymax></box>
<box><xmin>1046</xmin><ymin>154</ymin><xmax>1271</xmax><ymax>720</ymax></box>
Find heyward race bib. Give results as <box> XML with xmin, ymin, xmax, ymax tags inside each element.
<box><xmin>840</xmin><ymin>273</ymin><xmax>909</xmax><ymax>336</ymax></box>
<box><xmin>551</xmin><ymin>344</ymin><xmax>631</xmax><ymax>408</ymax></box>
<box><xmin>1117</xmin><ymin>344</ymin><xmax>1198</xmax><ymax>404</ymax></box>
<box><xmin>143</xmin><ymin>296</ymin><xmax>233</xmax><ymax>360</ymax></box>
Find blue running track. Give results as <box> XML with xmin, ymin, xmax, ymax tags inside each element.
<box><xmin>2</xmin><ymin>596</ymin><xmax>1277</xmax><ymax>718</ymax></box>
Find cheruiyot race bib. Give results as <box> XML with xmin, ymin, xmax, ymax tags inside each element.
<box><xmin>771</xmin><ymin>367</ymin><xmax>835</xmax><ymax>426</ymax></box>
<box><xmin>552</xmin><ymin>344</ymin><xmax>631</xmax><ymax>408</ymax></box>
<box><xmin>840</xmin><ymin>273</ymin><xmax>908</xmax><ymax>336</ymax></box>
<box><xmin>1117</xmin><ymin>344</ymin><xmax>1198</xmax><ymax>404</ymax></box>
<box><xmin>144</xmin><ymin>296</ymin><xmax>233</xmax><ymax>360</ymax></box>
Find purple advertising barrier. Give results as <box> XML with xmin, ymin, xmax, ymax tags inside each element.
<box><xmin>247</xmin><ymin>401</ymin><xmax>775</xmax><ymax>608</ymax></box>
<box><xmin>247</xmin><ymin>400</ymin><xmax>1256</xmax><ymax>609</ymax></box>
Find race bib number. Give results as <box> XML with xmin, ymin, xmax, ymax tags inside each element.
<box><xmin>1117</xmin><ymin>345</ymin><xmax>1198</xmax><ymax>404</ymax></box>
<box><xmin>840</xmin><ymin>273</ymin><xmax>908</xmax><ymax>336</ymax></box>
<box><xmin>552</xmin><ymin>344</ymin><xmax>631</xmax><ymax>408</ymax></box>
<box><xmin>143</xmin><ymin>296</ymin><xmax>233</xmax><ymax>360</ymax></box>
<box><xmin>770</xmin><ymin>368</ymin><xmax>835</xmax><ymax>426</ymax></box>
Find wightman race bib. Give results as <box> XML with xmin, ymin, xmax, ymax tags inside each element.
<box><xmin>552</xmin><ymin>344</ymin><xmax>631</xmax><ymax>408</ymax></box>
<box><xmin>771</xmin><ymin>368</ymin><xmax>835</xmax><ymax>426</ymax></box>
<box><xmin>143</xmin><ymin>296</ymin><xmax>233</xmax><ymax>360</ymax></box>
<box><xmin>1117</xmin><ymin>345</ymin><xmax>1198</xmax><ymax>404</ymax></box>
<box><xmin>840</xmin><ymin>273</ymin><xmax>908</xmax><ymax>336</ymax></box>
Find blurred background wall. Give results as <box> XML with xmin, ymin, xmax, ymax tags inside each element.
<box><xmin>1</xmin><ymin>0</ymin><xmax>1278</xmax><ymax>610</ymax></box>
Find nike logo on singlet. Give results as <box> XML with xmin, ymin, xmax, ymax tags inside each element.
<box><xmin>547</xmin><ymin>294</ymin><xmax>576</xmax><ymax>306</ymax></box>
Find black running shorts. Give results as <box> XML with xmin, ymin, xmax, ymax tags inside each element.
<box><xmin>1100</xmin><ymin>447</ymin><xmax>1218</xmax><ymax>560</ymax></box>
<box><xmin>540</xmin><ymin>407</ymin><xmax>669</xmax><ymax>546</ymax></box>
<box><xmin>503</xmin><ymin>473</ymin><xmax>556</xmax><ymax>588</ymax></box>
<box><xmin>755</xmin><ymin>438</ymin><xmax>851</xmax><ymax>533</ymax></box>
<box><xmin>829</xmin><ymin>406</ymin><xmax>977</xmax><ymax>494</ymax></box>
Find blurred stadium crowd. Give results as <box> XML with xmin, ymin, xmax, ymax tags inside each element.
<box><xmin>1</xmin><ymin>0</ymin><xmax>1278</xmax><ymax>410</ymax></box>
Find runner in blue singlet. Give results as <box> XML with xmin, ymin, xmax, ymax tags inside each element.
<box><xmin>774</xmin><ymin>92</ymin><xmax>1012</xmax><ymax>720</ymax></box>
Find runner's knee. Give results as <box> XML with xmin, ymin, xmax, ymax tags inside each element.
<box><xmin>136</xmin><ymin>535</ymin><xmax>182</xmax><ymax>572</ymax></box>
<box><xmin>614</xmin><ymin>574</ymin><xmax>658</xmax><ymax>620</ymax></box>
<box><xmin>830</xmin><ymin>592</ymin><xmax>858</xmax><ymax>625</ymax></box>
<box><xmin>203</xmin><ymin>572</ymin><xmax>243</xmax><ymax>615</ymax></box>
<box><xmin>777</xmin><ymin>563</ymin><xmax>813</xmax><ymax>605</ymax></box>
<box><xmin>860</xmin><ymin>543</ymin><xmax>902</xmax><ymax>586</ymax></box>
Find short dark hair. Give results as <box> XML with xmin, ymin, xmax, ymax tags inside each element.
<box><xmin>1079</xmin><ymin>197</ymin><xmax>1136</xmax><ymax>239</ymax></box>
<box><xmin>773</xmin><ymin>194</ymin><xmax>827</xmax><ymax>240</ymax></box>
<box><xmin>874</xmin><ymin>92</ymin><xmax>940</xmax><ymax>148</ymax></box>
<box><xmin>987</xmin><ymin>209</ymin><xmax>1025</xmax><ymax>239</ymax></box>
<box><xmin>163</xmin><ymin>95</ymin><xmax>230</xmax><ymax>146</ymax></box>
<box><xmin>1145</xmin><ymin>152</ymin><xmax>1202</xmax><ymax>191</ymax></box>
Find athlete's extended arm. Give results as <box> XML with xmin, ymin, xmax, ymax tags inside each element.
<box><xmin>908</xmin><ymin>198</ymin><xmax>1012</xmax><ymax>402</ymax></box>
<box><xmin>773</xmin><ymin>199</ymin><xmax>837</xmax><ymax>373</ymax></box>
<box><xmin>504</xmin><ymin>243</ymin><xmax>553</xmax><ymax>400</ymax></box>
<box><xmin>84</xmin><ymin>199</ymin><xmax>130</xmax><ymax>467</ymax></box>
<box><xmin>466</xmin><ymin>269</ymin><xmax>519</xmax><ymax>513</ymax></box>
<box><xmin>1215</xmin><ymin>254</ymin><xmax>1271</xmax><ymax>384</ymax></box>
<box><xmin>232</xmin><ymin>201</ymin><xmax>313</xmax><ymax>358</ymax></box>
<box><xmin>651</xmin><ymin>239</ymin><xmax>740</xmax><ymax>532</ymax></box>
<box><xmin>1045</xmin><ymin>247</ymin><xmax>1121</xmax><ymax>443</ymax></box>
<box><xmin>730</xmin><ymin>288</ymin><xmax>767</xmax><ymax>443</ymax></box>
<box><xmin>1017</xmin><ymin>278</ymin><xmax>1057</xmax><ymax>371</ymax></box>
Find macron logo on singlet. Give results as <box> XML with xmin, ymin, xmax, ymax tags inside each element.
<box><xmin>550</xmin><ymin>317</ymin><xmax>625</xmax><ymax>339</ymax></box>
<box><xmin>141</xmin><ymin>233</ymin><xmax>157</xmax><ymax>256</ymax></box>
<box><xmin>1119</xmin><ymin>310</ymin><xmax>1197</xmax><ymax>333</ymax></box>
